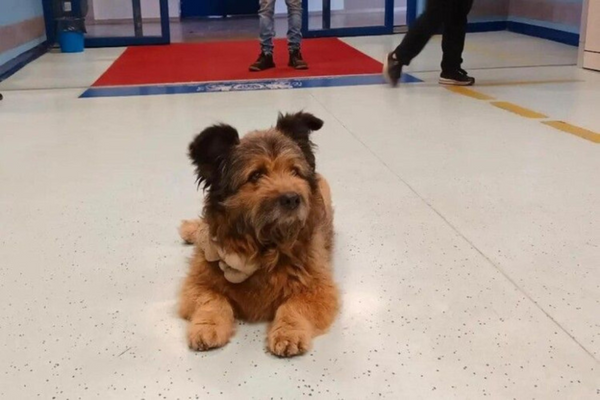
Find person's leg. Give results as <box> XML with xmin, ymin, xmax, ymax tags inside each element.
<box><xmin>393</xmin><ymin>0</ymin><xmax>445</xmax><ymax>66</ymax></box>
<box><xmin>438</xmin><ymin>0</ymin><xmax>475</xmax><ymax>85</ymax></box>
<box><xmin>286</xmin><ymin>0</ymin><xmax>308</xmax><ymax>69</ymax></box>
<box><xmin>259</xmin><ymin>0</ymin><xmax>277</xmax><ymax>55</ymax></box>
<box><xmin>384</xmin><ymin>0</ymin><xmax>444</xmax><ymax>86</ymax></box>
<box><xmin>250</xmin><ymin>0</ymin><xmax>277</xmax><ymax>71</ymax></box>
<box><xmin>285</xmin><ymin>0</ymin><xmax>302</xmax><ymax>52</ymax></box>
<box><xmin>440</xmin><ymin>0</ymin><xmax>474</xmax><ymax>72</ymax></box>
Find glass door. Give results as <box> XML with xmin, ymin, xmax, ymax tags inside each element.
<box><xmin>302</xmin><ymin>0</ymin><xmax>394</xmax><ymax>38</ymax></box>
<box><xmin>85</xmin><ymin>0</ymin><xmax>170</xmax><ymax>47</ymax></box>
<box><xmin>394</xmin><ymin>0</ymin><xmax>408</xmax><ymax>27</ymax></box>
<box><xmin>43</xmin><ymin>0</ymin><xmax>171</xmax><ymax>48</ymax></box>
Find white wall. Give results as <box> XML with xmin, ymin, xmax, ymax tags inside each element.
<box><xmin>93</xmin><ymin>0</ymin><xmax>179</xmax><ymax>20</ymax></box>
<box><xmin>582</xmin><ymin>0</ymin><xmax>600</xmax><ymax>70</ymax></box>
<box><xmin>0</xmin><ymin>0</ymin><xmax>46</xmax><ymax>67</ymax></box>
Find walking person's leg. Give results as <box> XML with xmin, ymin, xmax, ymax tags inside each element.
<box><xmin>383</xmin><ymin>0</ymin><xmax>445</xmax><ymax>86</ymax></box>
<box><xmin>249</xmin><ymin>0</ymin><xmax>277</xmax><ymax>71</ymax></box>
<box><xmin>439</xmin><ymin>0</ymin><xmax>475</xmax><ymax>85</ymax></box>
<box><xmin>286</xmin><ymin>0</ymin><xmax>308</xmax><ymax>69</ymax></box>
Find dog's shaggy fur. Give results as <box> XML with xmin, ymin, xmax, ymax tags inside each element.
<box><xmin>178</xmin><ymin>112</ymin><xmax>339</xmax><ymax>357</ymax></box>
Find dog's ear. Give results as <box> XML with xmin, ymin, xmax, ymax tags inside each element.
<box><xmin>276</xmin><ymin>112</ymin><xmax>323</xmax><ymax>170</ymax></box>
<box><xmin>188</xmin><ymin>124</ymin><xmax>240</xmax><ymax>188</ymax></box>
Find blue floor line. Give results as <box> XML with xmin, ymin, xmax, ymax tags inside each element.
<box><xmin>80</xmin><ymin>74</ymin><xmax>422</xmax><ymax>98</ymax></box>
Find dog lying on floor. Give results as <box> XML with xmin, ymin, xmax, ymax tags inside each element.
<box><xmin>178</xmin><ymin>112</ymin><xmax>339</xmax><ymax>357</ymax></box>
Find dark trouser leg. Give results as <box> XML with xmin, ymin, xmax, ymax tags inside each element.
<box><xmin>441</xmin><ymin>0</ymin><xmax>474</xmax><ymax>72</ymax></box>
<box><xmin>393</xmin><ymin>0</ymin><xmax>445</xmax><ymax>65</ymax></box>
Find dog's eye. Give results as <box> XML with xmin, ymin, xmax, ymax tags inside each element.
<box><xmin>291</xmin><ymin>167</ymin><xmax>301</xmax><ymax>177</ymax></box>
<box><xmin>248</xmin><ymin>171</ymin><xmax>263</xmax><ymax>183</ymax></box>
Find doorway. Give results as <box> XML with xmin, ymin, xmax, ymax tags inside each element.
<box><xmin>74</xmin><ymin>0</ymin><xmax>171</xmax><ymax>46</ymax></box>
<box><xmin>303</xmin><ymin>0</ymin><xmax>408</xmax><ymax>38</ymax></box>
<box><xmin>79</xmin><ymin>0</ymin><xmax>414</xmax><ymax>45</ymax></box>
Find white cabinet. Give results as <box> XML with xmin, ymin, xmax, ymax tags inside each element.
<box><xmin>583</xmin><ymin>0</ymin><xmax>600</xmax><ymax>71</ymax></box>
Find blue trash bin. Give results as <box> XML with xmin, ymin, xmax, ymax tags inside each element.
<box><xmin>59</xmin><ymin>31</ymin><xmax>84</xmax><ymax>53</ymax></box>
<box><xmin>57</xmin><ymin>17</ymin><xmax>86</xmax><ymax>53</ymax></box>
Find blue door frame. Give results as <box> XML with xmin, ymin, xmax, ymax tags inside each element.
<box><xmin>301</xmin><ymin>0</ymin><xmax>417</xmax><ymax>38</ymax></box>
<box><xmin>42</xmin><ymin>0</ymin><xmax>171</xmax><ymax>48</ymax></box>
<box><xmin>407</xmin><ymin>0</ymin><xmax>417</xmax><ymax>26</ymax></box>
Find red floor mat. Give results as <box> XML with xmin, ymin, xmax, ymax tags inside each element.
<box><xmin>93</xmin><ymin>38</ymin><xmax>383</xmax><ymax>87</ymax></box>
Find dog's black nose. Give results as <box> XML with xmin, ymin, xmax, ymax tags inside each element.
<box><xmin>279</xmin><ymin>193</ymin><xmax>301</xmax><ymax>210</ymax></box>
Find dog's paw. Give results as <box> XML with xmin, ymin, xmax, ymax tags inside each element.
<box><xmin>179</xmin><ymin>219</ymin><xmax>201</xmax><ymax>244</ymax></box>
<box><xmin>187</xmin><ymin>321</ymin><xmax>232</xmax><ymax>351</ymax></box>
<box><xmin>267</xmin><ymin>326</ymin><xmax>311</xmax><ymax>357</ymax></box>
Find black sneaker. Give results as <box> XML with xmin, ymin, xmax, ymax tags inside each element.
<box><xmin>249</xmin><ymin>53</ymin><xmax>275</xmax><ymax>72</ymax></box>
<box><xmin>288</xmin><ymin>50</ymin><xmax>308</xmax><ymax>70</ymax></box>
<box><xmin>439</xmin><ymin>69</ymin><xmax>475</xmax><ymax>86</ymax></box>
<box><xmin>383</xmin><ymin>52</ymin><xmax>403</xmax><ymax>87</ymax></box>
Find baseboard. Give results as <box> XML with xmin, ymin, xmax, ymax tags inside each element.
<box><xmin>506</xmin><ymin>21</ymin><xmax>579</xmax><ymax>46</ymax></box>
<box><xmin>0</xmin><ymin>42</ymin><xmax>50</xmax><ymax>82</ymax></box>
<box><xmin>462</xmin><ymin>20</ymin><xmax>579</xmax><ymax>47</ymax></box>
<box><xmin>467</xmin><ymin>21</ymin><xmax>507</xmax><ymax>33</ymax></box>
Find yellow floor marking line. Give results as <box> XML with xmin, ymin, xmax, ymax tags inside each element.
<box><xmin>443</xmin><ymin>84</ymin><xmax>598</xmax><ymax>144</ymax></box>
<box><xmin>444</xmin><ymin>86</ymin><xmax>495</xmax><ymax>100</ymax></box>
<box><xmin>542</xmin><ymin>121</ymin><xmax>600</xmax><ymax>144</ymax></box>
<box><xmin>490</xmin><ymin>101</ymin><xmax>548</xmax><ymax>118</ymax></box>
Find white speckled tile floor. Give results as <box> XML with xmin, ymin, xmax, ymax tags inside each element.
<box><xmin>0</xmin><ymin>33</ymin><xmax>599</xmax><ymax>400</ymax></box>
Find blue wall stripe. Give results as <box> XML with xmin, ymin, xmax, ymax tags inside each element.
<box><xmin>508</xmin><ymin>16</ymin><xmax>580</xmax><ymax>35</ymax></box>
<box><xmin>80</xmin><ymin>74</ymin><xmax>422</xmax><ymax>99</ymax></box>
<box><xmin>467</xmin><ymin>21</ymin><xmax>508</xmax><ymax>33</ymax></box>
<box><xmin>507</xmin><ymin>21</ymin><xmax>579</xmax><ymax>46</ymax></box>
<box><xmin>0</xmin><ymin>37</ymin><xmax>46</xmax><ymax>70</ymax></box>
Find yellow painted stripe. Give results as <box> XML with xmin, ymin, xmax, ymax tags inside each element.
<box><xmin>542</xmin><ymin>121</ymin><xmax>600</xmax><ymax>144</ymax></box>
<box><xmin>490</xmin><ymin>101</ymin><xmax>548</xmax><ymax>118</ymax></box>
<box><xmin>444</xmin><ymin>86</ymin><xmax>495</xmax><ymax>100</ymax></box>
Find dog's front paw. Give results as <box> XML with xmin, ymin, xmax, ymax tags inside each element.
<box><xmin>267</xmin><ymin>326</ymin><xmax>311</xmax><ymax>357</ymax></box>
<box><xmin>179</xmin><ymin>219</ymin><xmax>201</xmax><ymax>244</ymax></box>
<box><xmin>188</xmin><ymin>321</ymin><xmax>232</xmax><ymax>351</ymax></box>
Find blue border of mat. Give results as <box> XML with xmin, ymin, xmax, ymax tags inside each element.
<box><xmin>80</xmin><ymin>73</ymin><xmax>422</xmax><ymax>98</ymax></box>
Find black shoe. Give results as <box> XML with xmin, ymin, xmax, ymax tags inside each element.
<box><xmin>383</xmin><ymin>52</ymin><xmax>403</xmax><ymax>87</ymax></box>
<box><xmin>288</xmin><ymin>50</ymin><xmax>308</xmax><ymax>70</ymax></box>
<box><xmin>249</xmin><ymin>53</ymin><xmax>275</xmax><ymax>72</ymax></box>
<box><xmin>439</xmin><ymin>69</ymin><xmax>475</xmax><ymax>86</ymax></box>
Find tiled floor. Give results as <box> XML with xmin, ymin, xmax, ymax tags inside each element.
<box><xmin>0</xmin><ymin>32</ymin><xmax>599</xmax><ymax>399</ymax></box>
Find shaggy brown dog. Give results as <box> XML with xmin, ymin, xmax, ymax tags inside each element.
<box><xmin>178</xmin><ymin>112</ymin><xmax>339</xmax><ymax>357</ymax></box>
